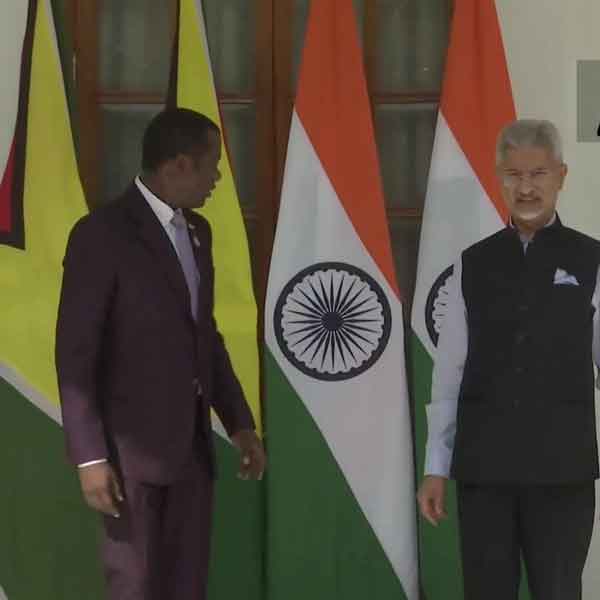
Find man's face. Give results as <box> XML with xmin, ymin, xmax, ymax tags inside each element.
<box><xmin>176</xmin><ymin>129</ymin><xmax>222</xmax><ymax>209</ymax></box>
<box><xmin>497</xmin><ymin>145</ymin><xmax>567</xmax><ymax>231</ymax></box>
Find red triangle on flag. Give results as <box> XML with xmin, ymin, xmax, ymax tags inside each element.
<box><xmin>0</xmin><ymin>140</ymin><xmax>16</xmax><ymax>234</ymax></box>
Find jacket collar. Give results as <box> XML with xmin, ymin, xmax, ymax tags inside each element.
<box><xmin>123</xmin><ymin>183</ymin><xmax>196</xmax><ymax>324</ymax></box>
<box><xmin>504</xmin><ymin>212</ymin><xmax>563</xmax><ymax>242</ymax></box>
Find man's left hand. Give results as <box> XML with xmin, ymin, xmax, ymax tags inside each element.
<box><xmin>230</xmin><ymin>429</ymin><xmax>266</xmax><ymax>480</ymax></box>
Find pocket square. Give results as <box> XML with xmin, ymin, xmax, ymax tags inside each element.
<box><xmin>553</xmin><ymin>268</ymin><xmax>579</xmax><ymax>286</ymax></box>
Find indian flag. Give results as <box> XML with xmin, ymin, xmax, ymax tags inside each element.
<box><xmin>0</xmin><ymin>0</ymin><xmax>104</xmax><ymax>598</ymax></box>
<box><xmin>170</xmin><ymin>1</ymin><xmax>263</xmax><ymax>598</ymax></box>
<box><xmin>264</xmin><ymin>1</ymin><xmax>418</xmax><ymax>598</ymax></box>
<box><xmin>411</xmin><ymin>0</ymin><xmax>515</xmax><ymax>598</ymax></box>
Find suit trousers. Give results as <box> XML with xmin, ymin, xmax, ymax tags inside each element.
<box><xmin>457</xmin><ymin>482</ymin><xmax>595</xmax><ymax>600</ymax></box>
<box><xmin>100</xmin><ymin>459</ymin><xmax>214</xmax><ymax>600</ymax></box>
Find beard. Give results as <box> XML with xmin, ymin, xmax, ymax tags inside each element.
<box><xmin>512</xmin><ymin>196</ymin><xmax>550</xmax><ymax>223</ymax></box>
<box><xmin>515</xmin><ymin>206</ymin><xmax>546</xmax><ymax>222</ymax></box>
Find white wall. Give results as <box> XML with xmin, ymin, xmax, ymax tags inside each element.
<box><xmin>497</xmin><ymin>0</ymin><xmax>600</xmax><ymax>237</ymax></box>
<box><xmin>497</xmin><ymin>3</ymin><xmax>600</xmax><ymax>596</ymax></box>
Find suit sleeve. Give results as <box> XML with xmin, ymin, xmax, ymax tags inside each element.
<box><xmin>55</xmin><ymin>217</ymin><xmax>116</xmax><ymax>465</ymax></box>
<box><xmin>202</xmin><ymin>220</ymin><xmax>256</xmax><ymax>436</ymax></box>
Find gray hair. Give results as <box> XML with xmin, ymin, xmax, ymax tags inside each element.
<box><xmin>496</xmin><ymin>119</ymin><xmax>563</xmax><ymax>166</ymax></box>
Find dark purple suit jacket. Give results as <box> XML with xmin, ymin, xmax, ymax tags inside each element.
<box><xmin>55</xmin><ymin>183</ymin><xmax>254</xmax><ymax>483</ymax></box>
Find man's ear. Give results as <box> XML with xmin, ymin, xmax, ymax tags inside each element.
<box><xmin>560</xmin><ymin>162</ymin><xmax>568</xmax><ymax>178</ymax></box>
<box><xmin>557</xmin><ymin>162</ymin><xmax>568</xmax><ymax>190</ymax></box>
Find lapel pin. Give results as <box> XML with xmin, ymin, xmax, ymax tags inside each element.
<box><xmin>193</xmin><ymin>235</ymin><xmax>201</xmax><ymax>248</ymax></box>
<box><xmin>188</xmin><ymin>222</ymin><xmax>196</xmax><ymax>230</ymax></box>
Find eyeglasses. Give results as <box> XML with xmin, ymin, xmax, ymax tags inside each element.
<box><xmin>499</xmin><ymin>168</ymin><xmax>556</xmax><ymax>190</ymax></box>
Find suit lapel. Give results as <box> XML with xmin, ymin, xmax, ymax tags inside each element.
<box><xmin>125</xmin><ymin>186</ymin><xmax>195</xmax><ymax>322</ymax></box>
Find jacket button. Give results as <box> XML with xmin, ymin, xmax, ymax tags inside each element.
<box><xmin>515</xmin><ymin>366</ymin><xmax>525</xmax><ymax>374</ymax></box>
<box><xmin>515</xmin><ymin>332</ymin><xmax>527</xmax><ymax>344</ymax></box>
<box><xmin>192</xmin><ymin>377</ymin><xmax>203</xmax><ymax>396</ymax></box>
<box><xmin>518</xmin><ymin>304</ymin><xmax>528</xmax><ymax>312</ymax></box>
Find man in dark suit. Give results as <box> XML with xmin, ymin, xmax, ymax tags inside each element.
<box><xmin>417</xmin><ymin>119</ymin><xmax>600</xmax><ymax>599</ymax></box>
<box><xmin>56</xmin><ymin>108</ymin><xmax>265</xmax><ymax>600</ymax></box>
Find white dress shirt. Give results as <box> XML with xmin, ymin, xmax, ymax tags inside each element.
<box><xmin>424</xmin><ymin>220</ymin><xmax>600</xmax><ymax>478</ymax></box>
<box><xmin>135</xmin><ymin>175</ymin><xmax>182</xmax><ymax>256</ymax></box>
<box><xmin>77</xmin><ymin>176</ymin><xmax>185</xmax><ymax>469</ymax></box>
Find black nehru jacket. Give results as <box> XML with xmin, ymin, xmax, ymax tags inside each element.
<box><xmin>451</xmin><ymin>217</ymin><xmax>600</xmax><ymax>484</ymax></box>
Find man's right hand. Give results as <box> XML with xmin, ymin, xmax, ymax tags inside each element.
<box><xmin>78</xmin><ymin>462</ymin><xmax>124</xmax><ymax>518</ymax></box>
<box><xmin>417</xmin><ymin>475</ymin><xmax>448</xmax><ymax>526</ymax></box>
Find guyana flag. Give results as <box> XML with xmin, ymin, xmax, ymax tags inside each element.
<box><xmin>264</xmin><ymin>1</ymin><xmax>418</xmax><ymax>598</ymax></box>
<box><xmin>411</xmin><ymin>1</ymin><xmax>515</xmax><ymax>598</ymax></box>
<box><xmin>169</xmin><ymin>1</ymin><xmax>264</xmax><ymax>598</ymax></box>
<box><xmin>0</xmin><ymin>0</ymin><xmax>104</xmax><ymax>598</ymax></box>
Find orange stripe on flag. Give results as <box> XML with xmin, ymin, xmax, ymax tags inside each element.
<box><xmin>295</xmin><ymin>0</ymin><xmax>399</xmax><ymax>298</ymax></box>
<box><xmin>441</xmin><ymin>0</ymin><xmax>515</xmax><ymax>221</ymax></box>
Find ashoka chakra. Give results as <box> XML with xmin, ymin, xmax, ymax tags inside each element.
<box><xmin>273</xmin><ymin>262</ymin><xmax>392</xmax><ymax>381</ymax></box>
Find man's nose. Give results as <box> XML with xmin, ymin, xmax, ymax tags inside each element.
<box><xmin>516</xmin><ymin>177</ymin><xmax>535</xmax><ymax>194</ymax></box>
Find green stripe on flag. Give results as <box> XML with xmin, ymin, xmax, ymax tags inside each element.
<box><xmin>207</xmin><ymin>436</ymin><xmax>264</xmax><ymax>600</ymax></box>
<box><xmin>0</xmin><ymin>377</ymin><xmax>265</xmax><ymax>600</ymax></box>
<box><xmin>264</xmin><ymin>349</ymin><xmax>408</xmax><ymax>600</ymax></box>
<box><xmin>411</xmin><ymin>334</ymin><xmax>463</xmax><ymax>600</ymax></box>
<box><xmin>0</xmin><ymin>382</ymin><xmax>265</xmax><ymax>600</ymax></box>
<box><xmin>0</xmin><ymin>379</ymin><xmax>104</xmax><ymax>599</ymax></box>
<box><xmin>410</xmin><ymin>333</ymin><xmax>433</xmax><ymax>411</ymax></box>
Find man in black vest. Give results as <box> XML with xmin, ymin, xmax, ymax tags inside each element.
<box><xmin>417</xmin><ymin>119</ymin><xmax>600</xmax><ymax>599</ymax></box>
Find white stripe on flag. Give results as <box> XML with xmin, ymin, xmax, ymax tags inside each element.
<box><xmin>0</xmin><ymin>363</ymin><xmax>62</xmax><ymax>425</ymax></box>
<box><xmin>0</xmin><ymin>1</ymin><xmax>28</xmax><ymax>179</ymax></box>
<box><xmin>412</xmin><ymin>113</ymin><xmax>504</xmax><ymax>356</ymax></box>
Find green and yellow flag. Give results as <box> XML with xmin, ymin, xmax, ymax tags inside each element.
<box><xmin>170</xmin><ymin>1</ymin><xmax>263</xmax><ymax>598</ymax></box>
<box><xmin>0</xmin><ymin>1</ymin><xmax>103</xmax><ymax>598</ymax></box>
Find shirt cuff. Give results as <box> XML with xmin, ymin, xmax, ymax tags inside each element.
<box><xmin>424</xmin><ymin>445</ymin><xmax>453</xmax><ymax>478</ymax></box>
<box><xmin>77</xmin><ymin>458</ymin><xmax>108</xmax><ymax>468</ymax></box>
